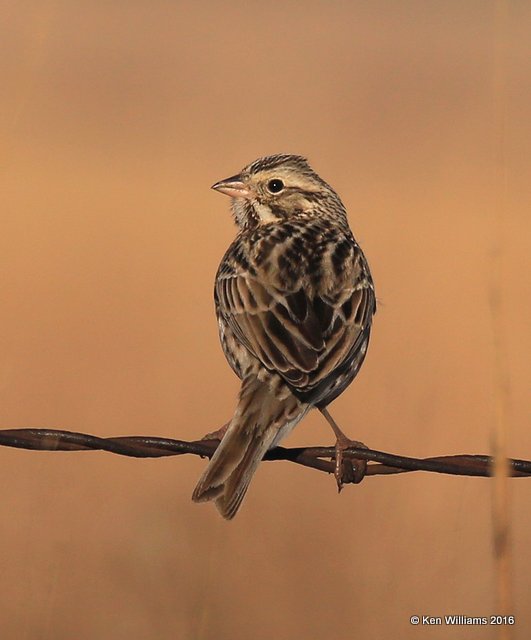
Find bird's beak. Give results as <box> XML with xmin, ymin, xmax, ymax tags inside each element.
<box><xmin>211</xmin><ymin>174</ymin><xmax>251</xmax><ymax>199</ymax></box>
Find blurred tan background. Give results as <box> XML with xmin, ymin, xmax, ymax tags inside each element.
<box><xmin>1</xmin><ymin>1</ymin><xmax>530</xmax><ymax>638</ymax></box>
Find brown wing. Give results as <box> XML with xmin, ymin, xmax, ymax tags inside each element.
<box><xmin>216</xmin><ymin>273</ymin><xmax>323</xmax><ymax>385</ymax></box>
<box><xmin>303</xmin><ymin>283</ymin><xmax>375</xmax><ymax>406</ymax></box>
<box><xmin>215</xmin><ymin>249</ymin><xmax>375</xmax><ymax>403</ymax></box>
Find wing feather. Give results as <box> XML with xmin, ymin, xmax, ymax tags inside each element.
<box><xmin>216</xmin><ymin>239</ymin><xmax>375</xmax><ymax>405</ymax></box>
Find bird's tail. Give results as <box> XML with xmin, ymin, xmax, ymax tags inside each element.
<box><xmin>192</xmin><ymin>376</ymin><xmax>305</xmax><ymax>519</ymax></box>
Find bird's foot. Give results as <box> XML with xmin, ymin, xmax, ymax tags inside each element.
<box><xmin>200</xmin><ymin>422</ymin><xmax>229</xmax><ymax>442</ymax></box>
<box><xmin>334</xmin><ymin>434</ymin><xmax>368</xmax><ymax>492</ymax></box>
<box><xmin>319</xmin><ymin>406</ymin><xmax>368</xmax><ymax>491</ymax></box>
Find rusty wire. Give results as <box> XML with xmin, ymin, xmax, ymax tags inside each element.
<box><xmin>0</xmin><ymin>427</ymin><xmax>530</xmax><ymax>484</ymax></box>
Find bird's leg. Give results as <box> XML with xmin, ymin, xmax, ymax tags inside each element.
<box><xmin>319</xmin><ymin>407</ymin><xmax>368</xmax><ymax>491</ymax></box>
<box><xmin>196</xmin><ymin>423</ymin><xmax>230</xmax><ymax>460</ymax></box>
<box><xmin>200</xmin><ymin>422</ymin><xmax>229</xmax><ymax>442</ymax></box>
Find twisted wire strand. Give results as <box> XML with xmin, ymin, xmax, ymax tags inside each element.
<box><xmin>0</xmin><ymin>427</ymin><xmax>530</xmax><ymax>481</ymax></box>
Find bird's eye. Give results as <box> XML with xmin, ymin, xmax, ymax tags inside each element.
<box><xmin>267</xmin><ymin>179</ymin><xmax>284</xmax><ymax>194</ymax></box>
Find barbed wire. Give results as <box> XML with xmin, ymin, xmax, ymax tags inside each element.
<box><xmin>0</xmin><ymin>427</ymin><xmax>530</xmax><ymax>484</ymax></box>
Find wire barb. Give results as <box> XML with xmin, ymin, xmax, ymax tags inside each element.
<box><xmin>0</xmin><ymin>427</ymin><xmax>530</xmax><ymax>484</ymax></box>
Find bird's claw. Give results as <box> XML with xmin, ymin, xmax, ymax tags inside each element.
<box><xmin>334</xmin><ymin>438</ymin><xmax>368</xmax><ymax>491</ymax></box>
<box><xmin>197</xmin><ymin>423</ymin><xmax>229</xmax><ymax>459</ymax></box>
<box><xmin>200</xmin><ymin>422</ymin><xmax>229</xmax><ymax>442</ymax></box>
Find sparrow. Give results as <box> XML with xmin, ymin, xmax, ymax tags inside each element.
<box><xmin>192</xmin><ymin>154</ymin><xmax>376</xmax><ymax>519</ymax></box>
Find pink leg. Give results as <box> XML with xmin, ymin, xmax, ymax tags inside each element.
<box><xmin>320</xmin><ymin>407</ymin><xmax>368</xmax><ymax>490</ymax></box>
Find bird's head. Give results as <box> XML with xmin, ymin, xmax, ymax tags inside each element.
<box><xmin>212</xmin><ymin>154</ymin><xmax>346</xmax><ymax>230</ymax></box>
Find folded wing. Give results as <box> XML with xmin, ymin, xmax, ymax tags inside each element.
<box><xmin>215</xmin><ymin>244</ymin><xmax>375</xmax><ymax>405</ymax></box>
